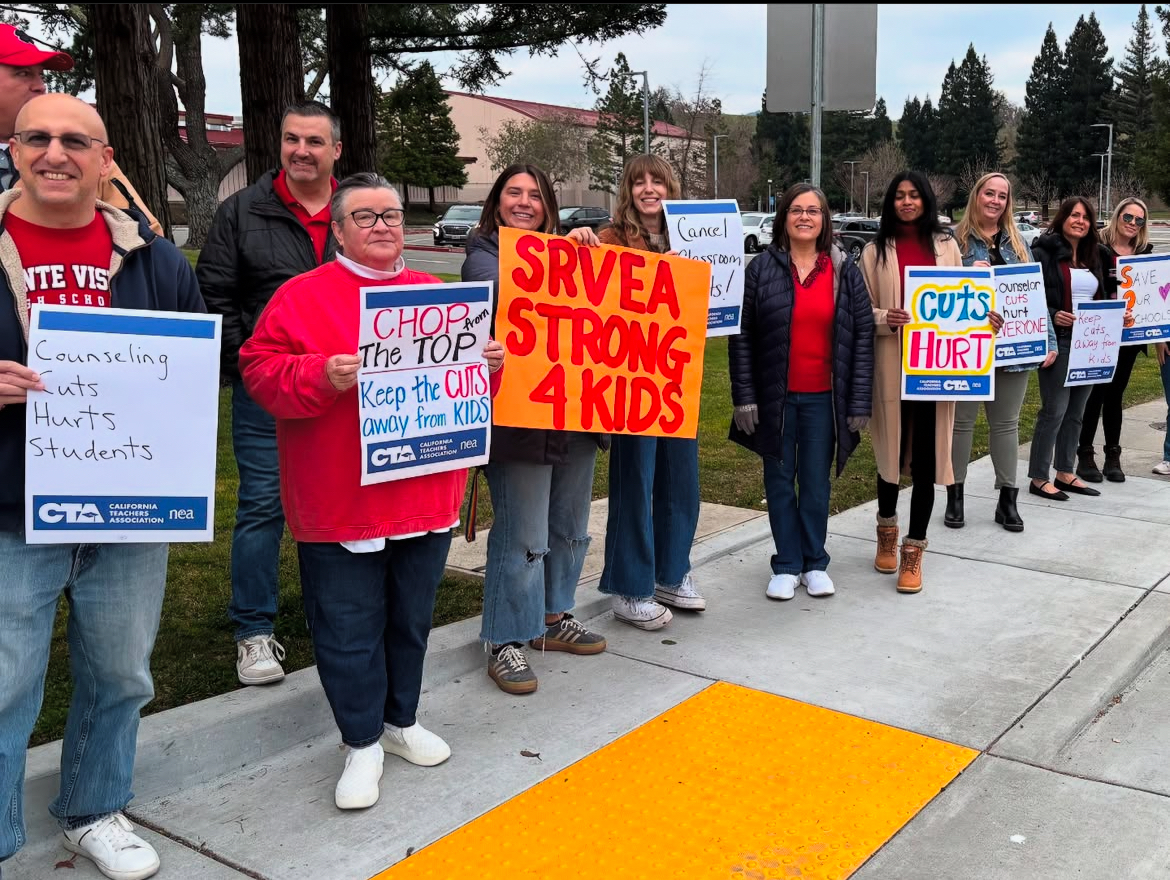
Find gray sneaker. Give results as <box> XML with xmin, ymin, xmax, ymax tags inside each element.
<box><xmin>488</xmin><ymin>643</ymin><xmax>538</xmax><ymax>695</ymax></box>
<box><xmin>236</xmin><ymin>634</ymin><xmax>286</xmax><ymax>685</ymax></box>
<box><xmin>530</xmin><ymin>614</ymin><xmax>607</xmax><ymax>655</ymax></box>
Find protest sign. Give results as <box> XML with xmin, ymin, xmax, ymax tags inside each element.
<box><xmin>1066</xmin><ymin>299</ymin><xmax>1126</xmax><ymax>386</ymax></box>
<box><xmin>663</xmin><ymin>199</ymin><xmax>743</xmax><ymax>335</ymax></box>
<box><xmin>357</xmin><ymin>282</ymin><xmax>493</xmax><ymax>484</ymax></box>
<box><xmin>1116</xmin><ymin>253</ymin><xmax>1170</xmax><ymax>344</ymax></box>
<box><xmin>901</xmin><ymin>267</ymin><xmax>995</xmax><ymax>401</ymax></box>
<box><xmin>24</xmin><ymin>304</ymin><xmax>221</xmax><ymax>543</ymax></box>
<box><xmin>992</xmin><ymin>263</ymin><xmax>1049</xmax><ymax>366</ymax></box>
<box><xmin>494</xmin><ymin>227</ymin><xmax>710</xmax><ymax>439</ymax></box>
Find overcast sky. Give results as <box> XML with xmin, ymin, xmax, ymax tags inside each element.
<box><xmin>60</xmin><ymin>4</ymin><xmax>1153</xmax><ymax>119</ymax></box>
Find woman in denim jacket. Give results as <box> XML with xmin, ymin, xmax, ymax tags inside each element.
<box><xmin>947</xmin><ymin>173</ymin><xmax>1057</xmax><ymax>532</ymax></box>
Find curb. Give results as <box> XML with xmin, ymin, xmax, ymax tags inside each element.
<box><xmin>405</xmin><ymin>243</ymin><xmax>465</xmax><ymax>254</ymax></box>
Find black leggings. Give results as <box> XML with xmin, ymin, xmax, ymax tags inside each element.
<box><xmin>1080</xmin><ymin>345</ymin><xmax>1141</xmax><ymax>449</ymax></box>
<box><xmin>877</xmin><ymin>400</ymin><xmax>937</xmax><ymax>540</ymax></box>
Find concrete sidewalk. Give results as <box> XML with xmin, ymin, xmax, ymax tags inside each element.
<box><xmin>9</xmin><ymin>400</ymin><xmax>1170</xmax><ymax>880</ymax></box>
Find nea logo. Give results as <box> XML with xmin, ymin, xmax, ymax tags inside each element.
<box><xmin>38</xmin><ymin>502</ymin><xmax>105</xmax><ymax>524</ymax></box>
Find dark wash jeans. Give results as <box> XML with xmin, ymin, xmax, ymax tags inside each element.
<box><xmin>297</xmin><ymin>531</ymin><xmax>452</xmax><ymax>747</ymax></box>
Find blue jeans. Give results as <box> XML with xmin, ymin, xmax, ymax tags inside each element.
<box><xmin>229</xmin><ymin>379</ymin><xmax>286</xmax><ymax>641</ymax></box>
<box><xmin>762</xmin><ymin>392</ymin><xmax>834</xmax><ymax>576</ymax></box>
<box><xmin>297</xmin><ymin>532</ymin><xmax>452</xmax><ymax>747</ymax></box>
<box><xmin>1161</xmin><ymin>356</ymin><xmax>1170</xmax><ymax>462</ymax></box>
<box><xmin>0</xmin><ymin>534</ymin><xmax>167</xmax><ymax>860</ymax></box>
<box><xmin>482</xmin><ymin>435</ymin><xmax>597</xmax><ymax>644</ymax></box>
<box><xmin>599</xmin><ymin>434</ymin><xmax>700</xmax><ymax>599</ymax></box>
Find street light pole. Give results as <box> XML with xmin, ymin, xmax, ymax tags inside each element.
<box><xmin>844</xmin><ymin>160</ymin><xmax>861</xmax><ymax>214</ymax></box>
<box><xmin>861</xmin><ymin>171</ymin><xmax>870</xmax><ymax>217</ymax></box>
<box><xmin>1092</xmin><ymin>152</ymin><xmax>1107</xmax><ymax>213</ymax></box>
<box><xmin>1091</xmin><ymin>123</ymin><xmax>1113</xmax><ymax>214</ymax></box>
<box><xmin>713</xmin><ymin>134</ymin><xmax>729</xmax><ymax>199</ymax></box>
<box><xmin>629</xmin><ymin>70</ymin><xmax>651</xmax><ymax>155</ymax></box>
<box><xmin>767</xmin><ymin>178</ymin><xmax>773</xmax><ymax>211</ymax></box>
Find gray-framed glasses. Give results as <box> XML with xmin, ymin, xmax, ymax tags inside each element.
<box><xmin>14</xmin><ymin>130</ymin><xmax>107</xmax><ymax>151</ymax></box>
<box><xmin>1122</xmin><ymin>212</ymin><xmax>1146</xmax><ymax>228</ymax></box>
<box><xmin>349</xmin><ymin>208</ymin><xmax>405</xmax><ymax>228</ymax></box>
<box><xmin>788</xmin><ymin>207</ymin><xmax>822</xmax><ymax>217</ymax></box>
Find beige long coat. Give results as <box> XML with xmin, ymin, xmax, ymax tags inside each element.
<box><xmin>858</xmin><ymin>233</ymin><xmax>963</xmax><ymax>486</ymax></box>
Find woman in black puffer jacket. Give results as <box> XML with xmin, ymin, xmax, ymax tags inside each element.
<box><xmin>729</xmin><ymin>183</ymin><xmax>874</xmax><ymax>602</ymax></box>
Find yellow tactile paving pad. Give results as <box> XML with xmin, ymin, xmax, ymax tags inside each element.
<box><xmin>372</xmin><ymin>681</ymin><xmax>978</xmax><ymax>880</ymax></box>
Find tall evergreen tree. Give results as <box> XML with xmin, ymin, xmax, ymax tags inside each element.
<box><xmin>588</xmin><ymin>53</ymin><xmax>646</xmax><ymax>193</ymax></box>
<box><xmin>935</xmin><ymin>45</ymin><xmax>1000</xmax><ymax>185</ymax></box>
<box><xmin>897</xmin><ymin>95</ymin><xmax>939</xmax><ymax>172</ymax></box>
<box><xmin>752</xmin><ymin>91</ymin><xmax>808</xmax><ymax>207</ymax></box>
<box><xmin>1015</xmin><ymin>25</ymin><xmax>1066</xmax><ymax>198</ymax></box>
<box><xmin>1056</xmin><ymin>14</ymin><xmax>1115</xmax><ymax>200</ymax></box>
<box><xmin>868</xmin><ymin>98</ymin><xmax>893</xmax><ymax>147</ymax></box>
<box><xmin>1138</xmin><ymin>5</ymin><xmax>1170</xmax><ymax>201</ymax></box>
<box><xmin>897</xmin><ymin>96</ymin><xmax>922</xmax><ymax>164</ymax></box>
<box><xmin>1113</xmin><ymin>4</ymin><xmax>1158</xmax><ymax>177</ymax></box>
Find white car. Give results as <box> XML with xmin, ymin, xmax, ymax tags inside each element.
<box><xmin>1016</xmin><ymin>222</ymin><xmax>1043</xmax><ymax>247</ymax></box>
<box><xmin>741</xmin><ymin>212</ymin><xmax>775</xmax><ymax>253</ymax></box>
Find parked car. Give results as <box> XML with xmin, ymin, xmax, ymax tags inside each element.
<box><xmin>559</xmin><ymin>206</ymin><xmax>612</xmax><ymax>234</ymax></box>
<box><xmin>742</xmin><ymin>212</ymin><xmax>775</xmax><ymax>253</ymax></box>
<box><xmin>432</xmin><ymin>204</ymin><xmax>483</xmax><ymax>246</ymax></box>
<box><xmin>1016</xmin><ymin>222</ymin><xmax>1043</xmax><ymax>247</ymax></box>
<box><xmin>1015</xmin><ymin>210</ymin><xmax>1041</xmax><ymax>226</ymax></box>
<box><xmin>833</xmin><ymin>217</ymin><xmax>880</xmax><ymax>264</ymax></box>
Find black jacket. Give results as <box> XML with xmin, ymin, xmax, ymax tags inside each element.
<box><xmin>727</xmin><ymin>245</ymin><xmax>874</xmax><ymax>475</ymax></box>
<box><xmin>1031</xmin><ymin>232</ymin><xmax>1109</xmax><ymax>336</ymax></box>
<box><xmin>197</xmin><ymin>170</ymin><xmax>337</xmax><ymax>378</ymax></box>
<box><xmin>0</xmin><ymin>199</ymin><xmax>205</xmax><ymax>533</ymax></box>
<box><xmin>462</xmin><ymin>230</ymin><xmax>608</xmax><ymax>465</ymax></box>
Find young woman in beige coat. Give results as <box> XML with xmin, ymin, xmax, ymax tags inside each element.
<box><xmin>859</xmin><ymin>171</ymin><xmax>963</xmax><ymax>593</ymax></box>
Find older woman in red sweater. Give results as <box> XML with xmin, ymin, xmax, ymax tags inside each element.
<box><xmin>240</xmin><ymin>173</ymin><xmax>503</xmax><ymax>811</ymax></box>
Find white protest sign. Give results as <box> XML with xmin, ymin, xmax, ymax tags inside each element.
<box><xmin>358</xmin><ymin>282</ymin><xmax>493</xmax><ymax>484</ymax></box>
<box><xmin>24</xmin><ymin>304</ymin><xmax>221</xmax><ymax>543</ymax></box>
<box><xmin>663</xmin><ymin>199</ymin><xmax>743</xmax><ymax>336</ymax></box>
<box><xmin>1066</xmin><ymin>299</ymin><xmax>1126</xmax><ymax>386</ymax></box>
<box><xmin>1116</xmin><ymin>253</ymin><xmax>1170</xmax><ymax>345</ymax></box>
<box><xmin>992</xmin><ymin>262</ymin><xmax>1049</xmax><ymax>367</ymax></box>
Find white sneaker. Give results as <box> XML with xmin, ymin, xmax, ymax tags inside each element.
<box><xmin>335</xmin><ymin>742</ymin><xmax>384</xmax><ymax>810</ymax></box>
<box><xmin>1153</xmin><ymin>461</ymin><xmax>1170</xmax><ymax>475</ymax></box>
<box><xmin>654</xmin><ymin>572</ymin><xmax>707</xmax><ymax>611</ymax></box>
<box><xmin>236</xmin><ymin>634</ymin><xmax>286</xmax><ymax>685</ymax></box>
<box><xmin>766</xmin><ymin>573</ymin><xmax>798</xmax><ymax>600</ymax></box>
<box><xmin>611</xmin><ymin>595</ymin><xmax>673</xmax><ymax>630</ymax></box>
<box><xmin>380</xmin><ymin>722</ymin><xmax>451</xmax><ymax>767</ymax></box>
<box><xmin>63</xmin><ymin>812</ymin><xmax>160</xmax><ymax>880</ymax></box>
<box><xmin>801</xmin><ymin>570</ymin><xmax>836</xmax><ymax>597</ymax></box>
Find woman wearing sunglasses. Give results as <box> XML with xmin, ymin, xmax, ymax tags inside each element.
<box><xmin>1076</xmin><ymin>198</ymin><xmax>1153</xmax><ymax>484</ymax></box>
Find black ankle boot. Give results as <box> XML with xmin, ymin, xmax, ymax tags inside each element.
<box><xmin>995</xmin><ymin>486</ymin><xmax>1024</xmax><ymax>532</ymax></box>
<box><xmin>1077</xmin><ymin>446</ymin><xmax>1104</xmax><ymax>483</ymax></box>
<box><xmin>1103</xmin><ymin>445</ymin><xmax>1125</xmax><ymax>482</ymax></box>
<box><xmin>944</xmin><ymin>483</ymin><xmax>964</xmax><ymax>528</ymax></box>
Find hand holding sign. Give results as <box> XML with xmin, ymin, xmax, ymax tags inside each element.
<box><xmin>326</xmin><ymin>354</ymin><xmax>361</xmax><ymax>392</ymax></box>
<box><xmin>0</xmin><ymin>360</ymin><xmax>43</xmax><ymax>405</ymax></box>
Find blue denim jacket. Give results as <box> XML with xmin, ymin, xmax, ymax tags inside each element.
<box><xmin>962</xmin><ymin>231</ymin><xmax>1057</xmax><ymax>373</ymax></box>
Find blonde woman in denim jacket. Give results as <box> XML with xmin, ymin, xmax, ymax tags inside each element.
<box><xmin>946</xmin><ymin>173</ymin><xmax>1057</xmax><ymax>532</ymax></box>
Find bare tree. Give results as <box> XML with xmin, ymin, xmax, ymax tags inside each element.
<box><xmin>479</xmin><ymin>113</ymin><xmax>591</xmax><ymax>189</ymax></box>
<box><xmin>656</xmin><ymin>63</ymin><xmax>722</xmax><ymax>199</ymax></box>
<box><xmin>1018</xmin><ymin>170</ymin><xmax>1059</xmax><ymax>220</ymax></box>
<box><xmin>927</xmin><ymin>174</ymin><xmax>957</xmax><ymax>213</ymax></box>
<box><xmin>860</xmin><ymin>140</ymin><xmax>907</xmax><ymax>213</ymax></box>
<box><xmin>956</xmin><ymin>157</ymin><xmax>993</xmax><ymax>199</ymax></box>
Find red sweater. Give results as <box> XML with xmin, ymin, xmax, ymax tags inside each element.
<box><xmin>894</xmin><ymin>223</ymin><xmax>937</xmax><ymax>307</ymax></box>
<box><xmin>787</xmin><ymin>253</ymin><xmax>833</xmax><ymax>392</ymax></box>
<box><xmin>239</xmin><ymin>260</ymin><xmax>499</xmax><ymax>542</ymax></box>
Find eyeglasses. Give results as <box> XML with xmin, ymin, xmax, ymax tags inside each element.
<box><xmin>348</xmin><ymin>208</ymin><xmax>405</xmax><ymax>228</ymax></box>
<box><xmin>13</xmin><ymin>130</ymin><xmax>107</xmax><ymax>151</ymax></box>
<box><xmin>788</xmin><ymin>207</ymin><xmax>823</xmax><ymax>218</ymax></box>
<box><xmin>1121</xmin><ymin>212</ymin><xmax>1146</xmax><ymax>228</ymax></box>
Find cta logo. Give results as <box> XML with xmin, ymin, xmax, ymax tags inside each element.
<box><xmin>370</xmin><ymin>445</ymin><xmax>417</xmax><ymax>468</ymax></box>
<box><xmin>942</xmin><ymin>379</ymin><xmax>971</xmax><ymax>391</ymax></box>
<box><xmin>38</xmin><ymin>502</ymin><xmax>104</xmax><ymax>524</ymax></box>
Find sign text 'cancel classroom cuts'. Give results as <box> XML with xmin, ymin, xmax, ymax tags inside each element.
<box><xmin>663</xmin><ymin>200</ymin><xmax>742</xmax><ymax>335</ymax></box>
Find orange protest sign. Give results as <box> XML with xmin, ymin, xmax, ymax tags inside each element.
<box><xmin>493</xmin><ymin>227</ymin><xmax>710</xmax><ymax>438</ymax></box>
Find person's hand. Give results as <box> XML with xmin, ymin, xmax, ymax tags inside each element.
<box><xmin>886</xmin><ymin>308</ymin><xmax>911</xmax><ymax>327</ymax></box>
<box><xmin>1123</xmin><ymin>308</ymin><xmax>1135</xmax><ymax>329</ymax></box>
<box><xmin>565</xmin><ymin>226</ymin><xmax>600</xmax><ymax>247</ymax></box>
<box><xmin>847</xmin><ymin>416</ymin><xmax>869</xmax><ymax>433</ymax></box>
<box><xmin>988</xmin><ymin>309</ymin><xmax>1004</xmax><ymax>333</ymax></box>
<box><xmin>483</xmin><ymin>339</ymin><xmax>504</xmax><ymax>373</ymax></box>
<box><xmin>325</xmin><ymin>354</ymin><xmax>361</xmax><ymax>392</ymax></box>
<box><xmin>1041</xmin><ymin>350</ymin><xmax>1058</xmax><ymax>369</ymax></box>
<box><xmin>733</xmin><ymin>403</ymin><xmax>758</xmax><ymax>435</ymax></box>
<box><xmin>0</xmin><ymin>360</ymin><xmax>44</xmax><ymax>406</ymax></box>
<box><xmin>972</xmin><ymin>260</ymin><xmax>991</xmax><ymax>268</ymax></box>
<box><xmin>1157</xmin><ymin>342</ymin><xmax>1169</xmax><ymax>367</ymax></box>
<box><xmin>1054</xmin><ymin>310</ymin><xmax>1076</xmax><ymax>327</ymax></box>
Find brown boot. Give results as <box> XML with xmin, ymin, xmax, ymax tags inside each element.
<box><xmin>897</xmin><ymin>538</ymin><xmax>927</xmax><ymax>593</ymax></box>
<box><xmin>875</xmin><ymin>515</ymin><xmax>899</xmax><ymax>574</ymax></box>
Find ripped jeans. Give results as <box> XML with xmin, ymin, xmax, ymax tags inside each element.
<box><xmin>480</xmin><ymin>434</ymin><xmax>598</xmax><ymax>645</ymax></box>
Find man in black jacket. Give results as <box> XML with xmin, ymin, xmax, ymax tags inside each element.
<box><xmin>197</xmin><ymin>101</ymin><xmax>341</xmax><ymax>687</ymax></box>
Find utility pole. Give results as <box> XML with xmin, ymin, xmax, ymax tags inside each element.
<box><xmin>809</xmin><ymin>4</ymin><xmax>825</xmax><ymax>186</ymax></box>
<box><xmin>844</xmin><ymin>160</ymin><xmax>860</xmax><ymax>213</ymax></box>
<box><xmin>860</xmin><ymin>171</ymin><xmax>870</xmax><ymax>217</ymax></box>
<box><xmin>1092</xmin><ymin>122</ymin><xmax>1113</xmax><ymax>215</ymax></box>
<box><xmin>1092</xmin><ymin>152</ymin><xmax>1106</xmax><ymax>214</ymax></box>
<box><xmin>630</xmin><ymin>70</ymin><xmax>651</xmax><ymax>155</ymax></box>
<box><xmin>713</xmin><ymin>134</ymin><xmax>729</xmax><ymax>199</ymax></box>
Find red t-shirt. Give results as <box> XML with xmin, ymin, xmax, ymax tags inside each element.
<box><xmin>787</xmin><ymin>253</ymin><xmax>834</xmax><ymax>393</ymax></box>
<box><xmin>7</xmin><ymin>211</ymin><xmax>113</xmax><ymax>316</ymax></box>
<box><xmin>273</xmin><ymin>169</ymin><xmax>335</xmax><ymax>264</ymax></box>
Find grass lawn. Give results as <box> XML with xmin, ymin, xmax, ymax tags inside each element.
<box><xmin>29</xmin><ymin>259</ymin><xmax>1170</xmax><ymax>745</ymax></box>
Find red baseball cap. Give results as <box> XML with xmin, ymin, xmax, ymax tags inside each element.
<box><xmin>0</xmin><ymin>24</ymin><xmax>73</xmax><ymax>71</ymax></box>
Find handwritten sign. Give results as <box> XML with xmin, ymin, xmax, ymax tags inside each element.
<box><xmin>24</xmin><ymin>304</ymin><xmax>221</xmax><ymax>543</ymax></box>
<box><xmin>357</xmin><ymin>282</ymin><xmax>493</xmax><ymax>484</ymax></box>
<box><xmin>1116</xmin><ymin>253</ymin><xmax>1170</xmax><ymax>344</ymax></box>
<box><xmin>494</xmin><ymin>227</ymin><xmax>710</xmax><ymax>438</ymax></box>
<box><xmin>1066</xmin><ymin>299</ymin><xmax>1126</xmax><ymax>386</ymax></box>
<box><xmin>901</xmin><ymin>268</ymin><xmax>995</xmax><ymax>400</ymax></box>
<box><xmin>992</xmin><ymin>263</ymin><xmax>1049</xmax><ymax>366</ymax></box>
<box><xmin>663</xmin><ymin>199</ymin><xmax>744</xmax><ymax>335</ymax></box>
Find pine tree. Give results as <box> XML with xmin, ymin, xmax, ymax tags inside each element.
<box><xmin>1056</xmin><ymin>14</ymin><xmax>1115</xmax><ymax>201</ymax></box>
<box><xmin>1138</xmin><ymin>6</ymin><xmax>1170</xmax><ymax>201</ymax></box>
<box><xmin>752</xmin><ymin>91</ymin><xmax>808</xmax><ymax>208</ymax></box>
<box><xmin>897</xmin><ymin>97</ymin><xmax>922</xmax><ymax>166</ymax></box>
<box><xmin>1113</xmin><ymin>4</ymin><xmax>1157</xmax><ymax>177</ymax></box>
<box><xmin>589</xmin><ymin>53</ymin><xmax>647</xmax><ymax>194</ymax></box>
<box><xmin>868</xmin><ymin>98</ymin><xmax>893</xmax><ymax>147</ymax></box>
<box><xmin>378</xmin><ymin>62</ymin><xmax>467</xmax><ymax>212</ymax></box>
<box><xmin>1015</xmin><ymin>25</ymin><xmax>1066</xmax><ymax>202</ymax></box>
<box><xmin>935</xmin><ymin>46</ymin><xmax>1000</xmax><ymax>186</ymax></box>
